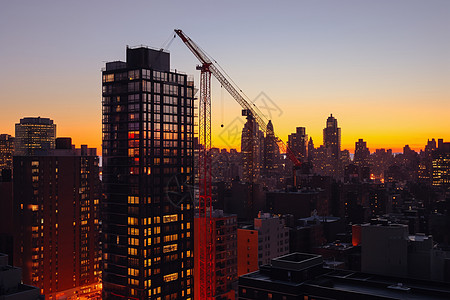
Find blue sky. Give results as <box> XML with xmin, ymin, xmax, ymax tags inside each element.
<box><xmin>1</xmin><ymin>0</ymin><xmax>449</xmax><ymax>151</ymax></box>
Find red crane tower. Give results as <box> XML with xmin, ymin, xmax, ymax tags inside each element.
<box><xmin>174</xmin><ymin>29</ymin><xmax>301</xmax><ymax>299</ymax></box>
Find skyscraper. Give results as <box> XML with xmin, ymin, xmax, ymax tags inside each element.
<box><xmin>322</xmin><ymin>114</ymin><xmax>341</xmax><ymax>176</ymax></box>
<box><xmin>14</xmin><ymin>117</ymin><xmax>56</xmax><ymax>156</ymax></box>
<box><xmin>354</xmin><ymin>138</ymin><xmax>370</xmax><ymax>167</ymax></box>
<box><xmin>263</xmin><ymin>120</ymin><xmax>279</xmax><ymax>176</ymax></box>
<box><xmin>102</xmin><ymin>46</ymin><xmax>194</xmax><ymax>299</ymax></box>
<box><xmin>323</xmin><ymin>114</ymin><xmax>340</xmax><ymax>160</ymax></box>
<box><xmin>287</xmin><ymin>127</ymin><xmax>308</xmax><ymax>162</ymax></box>
<box><xmin>241</xmin><ymin>111</ymin><xmax>263</xmax><ymax>183</ymax></box>
<box><xmin>13</xmin><ymin>138</ymin><xmax>101</xmax><ymax>299</ymax></box>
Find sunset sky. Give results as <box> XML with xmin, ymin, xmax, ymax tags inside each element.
<box><xmin>1</xmin><ymin>0</ymin><xmax>449</xmax><ymax>153</ymax></box>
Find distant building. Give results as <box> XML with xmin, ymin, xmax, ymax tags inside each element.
<box><xmin>14</xmin><ymin>117</ymin><xmax>56</xmax><ymax>156</ymax></box>
<box><xmin>13</xmin><ymin>139</ymin><xmax>101</xmax><ymax>299</ymax></box>
<box><xmin>354</xmin><ymin>138</ymin><xmax>370</xmax><ymax>167</ymax></box>
<box><xmin>237</xmin><ymin>212</ymin><xmax>289</xmax><ymax>276</ymax></box>
<box><xmin>0</xmin><ymin>134</ymin><xmax>14</xmax><ymax>171</ymax></box>
<box><xmin>241</xmin><ymin>111</ymin><xmax>263</xmax><ymax>183</ymax></box>
<box><xmin>0</xmin><ymin>253</ymin><xmax>41</xmax><ymax>300</ymax></box>
<box><xmin>263</xmin><ymin>120</ymin><xmax>279</xmax><ymax>176</ymax></box>
<box><xmin>323</xmin><ymin>114</ymin><xmax>341</xmax><ymax>161</ymax></box>
<box><xmin>238</xmin><ymin>252</ymin><xmax>450</xmax><ymax>299</ymax></box>
<box><xmin>287</xmin><ymin>127</ymin><xmax>308</xmax><ymax>162</ymax></box>
<box><xmin>194</xmin><ymin>210</ymin><xmax>237</xmax><ymax>299</ymax></box>
<box><xmin>432</xmin><ymin>140</ymin><xmax>450</xmax><ymax>187</ymax></box>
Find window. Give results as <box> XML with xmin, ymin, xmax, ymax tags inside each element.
<box><xmin>163</xmin><ymin>214</ymin><xmax>178</xmax><ymax>223</ymax></box>
<box><xmin>163</xmin><ymin>273</ymin><xmax>178</xmax><ymax>282</ymax></box>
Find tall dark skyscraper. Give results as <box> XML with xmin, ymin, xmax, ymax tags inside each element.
<box><xmin>14</xmin><ymin>117</ymin><xmax>56</xmax><ymax>156</ymax></box>
<box><xmin>323</xmin><ymin>114</ymin><xmax>341</xmax><ymax>160</ymax></box>
<box><xmin>354</xmin><ymin>138</ymin><xmax>370</xmax><ymax>167</ymax></box>
<box><xmin>241</xmin><ymin>111</ymin><xmax>263</xmax><ymax>183</ymax></box>
<box><xmin>287</xmin><ymin>127</ymin><xmax>308</xmax><ymax>162</ymax></box>
<box><xmin>263</xmin><ymin>120</ymin><xmax>279</xmax><ymax>176</ymax></box>
<box><xmin>12</xmin><ymin>139</ymin><xmax>101</xmax><ymax>299</ymax></box>
<box><xmin>102</xmin><ymin>46</ymin><xmax>194</xmax><ymax>299</ymax></box>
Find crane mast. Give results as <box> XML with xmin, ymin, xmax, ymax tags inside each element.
<box><xmin>174</xmin><ymin>29</ymin><xmax>301</xmax><ymax>167</ymax></box>
<box><xmin>174</xmin><ymin>29</ymin><xmax>301</xmax><ymax>299</ymax></box>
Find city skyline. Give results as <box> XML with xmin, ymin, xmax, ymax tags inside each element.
<box><xmin>1</xmin><ymin>1</ymin><xmax>449</xmax><ymax>152</ymax></box>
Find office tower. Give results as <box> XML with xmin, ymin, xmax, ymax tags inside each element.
<box><xmin>322</xmin><ymin>114</ymin><xmax>341</xmax><ymax>177</ymax></box>
<box><xmin>263</xmin><ymin>120</ymin><xmax>279</xmax><ymax>176</ymax></box>
<box><xmin>14</xmin><ymin>117</ymin><xmax>56</xmax><ymax>156</ymax></box>
<box><xmin>102</xmin><ymin>46</ymin><xmax>194</xmax><ymax>299</ymax></box>
<box><xmin>354</xmin><ymin>138</ymin><xmax>370</xmax><ymax>167</ymax></box>
<box><xmin>0</xmin><ymin>253</ymin><xmax>41</xmax><ymax>300</ymax></box>
<box><xmin>432</xmin><ymin>140</ymin><xmax>450</xmax><ymax>187</ymax></box>
<box><xmin>13</xmin><ymin>139</ymin><xmax>101</xmax><ymax>299</ymax></box>
<box><xmin>241</xmin><ymin>111</ymin><xmax>263</xmax><ymax>183</ymax></box>
<box><xmin>194</xmin><ymin>210</ymin><xmax>237</xmax><ymax>299</ymax></box>
<box><xmin>287</xmin><ymin>127</ymin><xmax>308</xmax><ymax>162</ymax></box>
<box><xmin>237</xmin><ymin>212</ymin><xmax>289</xmax><ymax>276</ymax></box>
<box><xmin>0</xmin><ymin>134</ymin><xmax>14</xmax><ymax>171</ymax></box>
<box><xmin>323</xmin><ymin>114</ymin><xmax>340</xmax><ymax>160</ymax></box>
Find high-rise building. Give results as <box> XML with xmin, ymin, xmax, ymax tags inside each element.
<box><xmin>354</xmin><ymin>138</ymin><xmax>370</xmax><ymax>167</ymax></box>
<box><xmin>322</xmin><ymin>114</ymin><xmax>341</xmax><ymax>177</ymax></box>
<box><xmin>432</xmin><ymin>140</ymin><xmax>450</xmax><ymax>187</ymax></box>
<box><xmin>102</xmin><ymin>46</ymin><xmax>195</xmax><ymax>299</ymax></box>
<box><xmin>263</xmin><ymin>120</ymin><xmax>279</xmax><ymax>176</ymax></box>
<box><xmin>323</xmin><ymin>114</ymin><xmax>340</xmax><ymax>160</ymax></box>
<box><xmin>241</xmin><ymin>111</ymin><xmax>263</xmax><ymax>183</ymax></box>
<box><xmin>237</xmin><ymin>212</ymin><xmax>289</xmax><ymax>276</ymax></box>
<box><xmin>194</xmin><ymin>210</ymin><xmax>237</xmax><ymax>299</ymax></box>
<box><xmin>12</xmin><ymin>139</ymin><xmax>101</xmax><ymax>299</ymax></box>
<box><xmin>287</xmin><ymin>127</ymin><xmax>308</xmax><ymax>162</ymax></box>
<box><xmin>0</xmin><ymin>134</ymin><xmax>14</xmax><ymax>171</ymax></box>
<box><xmin>14</xmin><ymin>117</ymin><xmax>56</xmax><ymax>156</ymax></box>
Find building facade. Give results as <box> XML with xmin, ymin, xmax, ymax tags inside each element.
<box><xmin>194</xmin><ymin>210</ymin><xmax>237</xmax><ymax>299</ymax></box>
<box><xmin>12</xmin><ymin>140</ymin><xmax>101</xmax><ymax>299</ymax></box>
<box><xmin>102</xmin><ymin>46</ymin><xmax>195</xmax><ymax>299</ymax></box>
<box><xmin>237</xmin><ymin>212</ymin><xmax>289</xmax><ymax>276</ymax></box>
<box><xmin>14</xmin><ymin>117</ymin><xmax>56</xmax><ymax>156</ymax></box>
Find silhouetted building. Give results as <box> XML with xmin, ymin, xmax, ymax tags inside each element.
<box><xmin>194</xmin><ymin>210</ymin><xmax>237</xmax><ymax>299</ymax></box>
<box><xmin>241</xmin><ymin>110</ymin><xmax>263</xmax><ymax>183</ymax></box>
<box><xmin>354</xmin><ymin>138</ymin><xmax>370</xmax><ymax>167</ymax></box>
<box><xmin>263</xmin><ymin>120</ymin><xmax>279</xmax><ymax>176</ymax></box>
<box><xmin>14</xmin><ymin>117</ymin><xmax>56</xmax><ymax>156</ymax></box>
<box><xmin>323</xmin><ymin>114</ymin><xmax>341</xmax><ymax>161</ymax></box>
<box><xmin>13</xmin><ymin>140</ymin><xmax>101</xmax><ymax>299</ymax></box>
<box><xmin>102</xmin><ymin>46</ymin><xmax>194</xmax><ymax>299</ymax></box>
<box><xmin>287</xmin><ymin>127</ymin><xmax>308</xmax><ymax>162</ymax></box>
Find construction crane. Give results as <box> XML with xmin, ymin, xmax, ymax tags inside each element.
<box><xmin>174</xmin><ymin>29</ymin><xmax>301</xmax><ymax>299</ymax></box>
